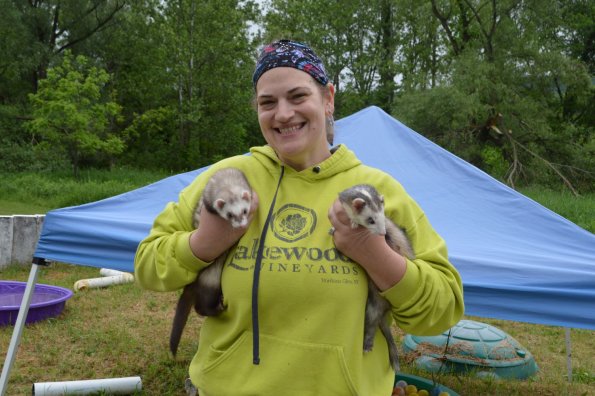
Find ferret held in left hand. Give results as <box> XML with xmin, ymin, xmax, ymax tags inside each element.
<box><xmin>169</xmin><ymin>167</ymin><xmax>253</xmax><ymax>357</ymax></box>
<box><xmin>337</xmin><ymin>184</ymin><xmax>415</xmax><ymax>371</ymax></box>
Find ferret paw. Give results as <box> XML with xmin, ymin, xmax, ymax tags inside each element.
<box><xmin>184</xmin><ymin>378</ymin><xmax>197</xmax><ymax>396</ymax></box>
<box><xmin>363</xmin><ymin>342</ymin><xmax>374</xmax><ymax>353</ymax></box>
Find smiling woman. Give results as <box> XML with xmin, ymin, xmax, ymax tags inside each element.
<box><xmin>134</xmin><ymin>39</ymin><xmax>464</xmax><ymax>396</ymax></box>
<box><xmin>254</xmin><ymin>39</ymin><xmax>336</xmax><ymax>171</ymax></box>
<box><xmin>255</xmin><ymin>67</ymin><xmax>334</xmax><ymax>171</ymax></box>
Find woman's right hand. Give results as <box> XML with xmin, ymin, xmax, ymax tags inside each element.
<box><xmin>189</xmin><ymin>192</ymin><xmax>259</xmax><ymax>262</ymax></box>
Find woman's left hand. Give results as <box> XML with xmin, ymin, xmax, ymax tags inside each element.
<box><xmin>327</xmin><ymin>198</ymin><xmax>384</xmax><ymax>261</ymax></box>
<box><xmin>327</xmin><ymin>198</ymin><xmax>407</xmax><ymax>291</ymax></box>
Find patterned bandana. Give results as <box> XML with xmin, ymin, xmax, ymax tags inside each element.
<box><xmin>252</xmin><ymin>39</ymin><xmax>329</xmax><ymax>88</ymax></box>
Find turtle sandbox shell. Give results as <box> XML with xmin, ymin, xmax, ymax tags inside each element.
<box><xmin>402</xmin><ymin>319</ymin><xmax>539</xmax><ymax>380</ymax></box>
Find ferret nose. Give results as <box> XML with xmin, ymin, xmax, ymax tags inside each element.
<box><xmin>233</xmin><ymin>218</ymin><xmax>248</xmax><ymax>228</ymax></box>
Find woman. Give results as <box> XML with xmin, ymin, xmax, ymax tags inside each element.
<box><xmin>135</xmin><ymin>39</ymin><xmax>464</xmax><ymax>396</ymax></box>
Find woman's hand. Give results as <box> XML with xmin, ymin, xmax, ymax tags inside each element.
<box><xmin>327</xmin><ymin>198</ymin><xmax>383</xmax><ymax>261</ymax></box>
<box><xmin>328</xmin><ymin>198</ymin><xmax>407</xmax><ymax>291</ymax></box>
<box><xmin>189</xmin><ymin>192</ymin><xmax>259</xmax><ymax>262</ymax></box>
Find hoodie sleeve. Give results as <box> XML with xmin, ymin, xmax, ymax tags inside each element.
<box><xmin>134</xmin><ymin>178</ymin><xmax>212</xmax><ymax>292</ymax></box>
<box><xmin>379</xmin><ymin>181</ymin><xmax>464</xmax><ymax>335</ymax></box>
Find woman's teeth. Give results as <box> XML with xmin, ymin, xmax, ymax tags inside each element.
<box><xmin>278</xmin><ymin>124</ymin><xmax>303</xmax><ymax>134</ymax></box>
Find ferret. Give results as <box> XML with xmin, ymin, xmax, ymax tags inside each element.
<box><xmin>169</xmin><ymin>167</ymin><xmax>253</xmax><ymax>357</ymax></box>
<box><xmin>338</xmin><ymin>184</ymin><xmax>415</xmax><ymax>371</ymax></box>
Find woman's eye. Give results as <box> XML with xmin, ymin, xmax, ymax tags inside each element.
<box><xmin>259</xmin><ymin>101</ymin><xmax>273</xmax><ymax>107</ymax></box>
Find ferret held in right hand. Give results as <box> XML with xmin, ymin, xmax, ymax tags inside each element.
<box><xmin>169</xmin><ymin>167</ymin><xmax>253</xmax><ymax>357</ymax></box>
<box><xmin>337</xmin><ymin>184</ymin><xmax>415</xmax><ymax>372</ymax></box>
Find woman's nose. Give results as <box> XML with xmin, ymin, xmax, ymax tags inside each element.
<box><xmin>275</xmin><ymin>99</ymin><xmax>294</xmax><ymax>122</ymax></box>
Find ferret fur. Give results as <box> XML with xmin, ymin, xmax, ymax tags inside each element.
<box><xmin>170</xmin><ymin>168</ymin><xmax>253</xmax><ymax>357</ymax></box>
<box><xmin>338</xmin><ymin>184</ymin><xmax>415</xmax><ymax>371</ymax></box>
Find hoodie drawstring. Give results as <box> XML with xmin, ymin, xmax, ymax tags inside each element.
<box><xmin>252</xmin><ymin>166</ymin><xmax>284</xmax><ymax>365</ymax></box>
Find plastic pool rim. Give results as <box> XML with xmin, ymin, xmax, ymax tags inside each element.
<box><xmin>0</xmin><ymin>280</ymin><xmax>73</xmax><ymax>326</ymax></box>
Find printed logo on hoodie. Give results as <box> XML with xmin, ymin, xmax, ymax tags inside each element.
<box><xmin>270</xmin><ymin>204</ymin><xmax>317</xmax><ymax>243</ymax></box>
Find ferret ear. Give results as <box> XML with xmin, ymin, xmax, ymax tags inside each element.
<box><xmin>241</xmin><ymin>191</ymin><xmax>250</xmax><ymax>201</ymax></box>
<box><xmin>215</xmin><ymin>199</ymin><xmax>226</xmax><ymax>210</ymax></box>
<box><xmin>380</xmin><ymin>194</ymin><xmax>385</xmax><ymax>205</ymax></box>
<box><xmin>352</xmin><ymin>198</ymin><xmax>367</xmax><ymax>213</ymax></box>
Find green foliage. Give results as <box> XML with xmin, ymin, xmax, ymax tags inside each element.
<box><xmin>0</xmin><ymin>168</ymin><xmax>169</xmax><ymax>211</ymax></box>
<box><xmin>519</xmin><ymin>185</ymin><xmax>595</xmax><ymax>232</ymax></box>
<box><xmin>0</xmin><ymin>0</ymin><xmax>36</xmax><ymax>102</ymax></box>
<box><xmin>121</xmin><ymin>106</ymin><xmax>179</xmax><ymax>170</ymax></box>
<box><xmin>25</xmin><ymin>52</ymin><xmax>124</xmax><ymax>176</ymax></box>
<box><xmin>161</xmin><ymin>0</ymin><xmax>257</xmax><ymax>169</ymax></box>
<box><xmin>0</xmin><ymin>0</ymin><xmax>592</xmax><ymax>188</ymax></box>
<box><xmin>480</xmin><ymin>145</ymin><xmax>508</xmax><ymax>181</ymax></box>
<box><xmin>393</xmin><ymin>1</ymin><xmax>594</xmax><ymax>192</ymax></box>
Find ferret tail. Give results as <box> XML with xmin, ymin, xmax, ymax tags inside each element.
<box><xmin>169</xmin><ymin>283</ymin><xmax>196</xmax><ymax>357</ymax></box>
<box><xmin>379</xmin><ymin>321</ymin><xmax>400</xmax><ymax>372</ymax></box>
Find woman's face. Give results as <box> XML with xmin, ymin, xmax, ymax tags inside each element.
<box><xmin>255</xmin><ymin>67</ymin><xmax>334</xmax><ymax>171</ymax></box>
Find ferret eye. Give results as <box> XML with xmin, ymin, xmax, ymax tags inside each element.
<box><xmin>367</xmin><ymin>218</ymin><xmax>375</xmax><ymax>225</ymax></box>
<box><xmin>227</xmin><ymin>213</ymin><xmax>233</xmax><ymax>220</ymax></box>
<box><xmin>243</xmin><ymin>209</ymin><xmax>248</xmax><ymax>215</ymax></box>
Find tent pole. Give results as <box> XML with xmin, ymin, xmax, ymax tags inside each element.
<box><xmin>565</xmin><ymin>327</ymin><xmax>572</xmax><ymax>382</ymax></box>
<box><xmin>0</xmin><ymin>259</ymin><xmax>46</xmax><ymax>396</ymax></box>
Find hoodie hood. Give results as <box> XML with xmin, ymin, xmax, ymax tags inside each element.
<box><xmin>249</xmin><ymin>144</ymin><xmax>361</xmax><ymax>181</ymax></box>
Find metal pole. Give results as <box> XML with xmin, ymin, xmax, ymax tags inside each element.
<box><xmin>565</xmin><ymin>327</ymin><xmax>572</xmax><ymax>382</ymax></box>
<box><xmin>0</xmin><ymin>263</ymin><xmax>42</xmax><ymax>396</ymax></box>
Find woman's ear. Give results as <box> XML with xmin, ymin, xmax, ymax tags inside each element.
<box><xmin>325</xmin><ymin>83</ymin><xmax>335</xmax><ymax>115</ymax></box>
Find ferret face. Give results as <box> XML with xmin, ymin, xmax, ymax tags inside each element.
<box><xmin>347</xmin><ymin>200</ymin><xmax>387</xmax><ymax>235</ymax></box>
<box><xmin>214</xmin><ymin>190</ymin><xmax>251</xmax><ymax>228</ymax></box>
<box><xmin>339</xmin><ymin>184</ymin><xmax>387</xmax><ymax>235</ymax></box>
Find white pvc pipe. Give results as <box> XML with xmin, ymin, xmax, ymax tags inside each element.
<box><xmin>32</xmin><ymin>376</ymin><xmax>141</xmax><ymax>395</ymax></box>
<box><xmin>99</xmin><ymin>268</ymin><xmax>130</xmax><ymax>277</ymax></box>
<box><xmin>73</xmin><ymin>274</ymin><xmax>134</xmax><ymax>291</ymax></box>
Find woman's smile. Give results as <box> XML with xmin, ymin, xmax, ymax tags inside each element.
<box><xmin>276</xmin><ymin>122</ymin><xmax>305</xmax><ymax>135</ymax></box>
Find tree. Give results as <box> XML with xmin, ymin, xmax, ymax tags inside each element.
<box><xmin>394</xmin><ymin>0</ymin><xmax>594</xmax><ymax>192</ymax></box>
<box><xmin>26</xmin><ymin>52</ymin><xmax>124</xmax><ymax>177</ymax></box>
<box><xmin>8</xmin><ymin>0</ymin><xmax>126</xmax><ymax>93</ymax></box>
<box><xmin>160</xmin><ymin>0</ymin><xmax>258</xmax><ymax>169</ymax></box>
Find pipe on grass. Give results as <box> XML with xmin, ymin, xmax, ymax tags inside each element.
<box><xmin>73</xmin><ymin>273</ymin><xmax>134</xmax><ymax>291</ymax></box>
<box><xmin>32</xmin><ymin>376</ymin><xmax>142</xmax><ymax>395</ymax></box>
<box><xmin>99</xmin><ymin>269</ymin><xmax>130</xmax><ymax>277</ymax></box>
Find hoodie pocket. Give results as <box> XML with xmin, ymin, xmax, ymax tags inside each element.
<box><xmin>194</xmin><ymin>331</ymin><xmax>359</xmax><ymax>396</ymax></box>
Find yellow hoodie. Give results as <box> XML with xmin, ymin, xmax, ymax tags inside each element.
<box><xmin>134</xmin><ymin>144</ymin><xmax>464</xmax><ymax>396</ymax></box>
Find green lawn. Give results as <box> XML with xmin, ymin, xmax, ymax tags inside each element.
<box><xmin>0</xmin><ymin>200</ymin><xmax>50</xmax><ymax>215</ymax></box>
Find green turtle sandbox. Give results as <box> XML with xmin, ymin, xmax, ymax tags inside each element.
<box><xmin>403</xmin><ymin>319</ymin><xmax>539</xmax><ymax>380</ymax></box>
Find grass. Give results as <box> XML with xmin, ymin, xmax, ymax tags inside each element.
<box><xmin>0</xmin><ymin>263</ymin><xmax>187</xmax><ymax>395</ymax></box>
<box><xmin>1</xmin><ymin>170</ymin><xmax>593</xmax><ymax>395</ymax></box>
<box><xmin>518</xmin><ymin>185</ymin><xmax>594</xmax><ymax>233</ymax></box>
<box><xmin>0</xmin><ymin>263</ymin><xmax>593</xmax><ymax>395</ymax></box>
<box><xmin>0</xmin><ymin>168</ymin><xmax>170</xmax><ymax>215</ymax></box>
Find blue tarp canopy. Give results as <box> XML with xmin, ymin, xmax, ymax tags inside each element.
<box><xmin>34</xmin><ymin>106</ymin><xmax>595</xmax><ymax>330</ymax></box>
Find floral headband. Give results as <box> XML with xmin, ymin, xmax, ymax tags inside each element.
<box><xmin>252</xmin><ymin>39</ymin><xmax>329</xmax><ymax>88</ymax></box>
